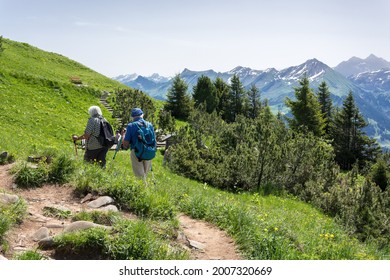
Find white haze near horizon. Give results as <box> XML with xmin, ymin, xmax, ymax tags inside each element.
<box><xmin>0</xmin><ymin>0</ymin><xmax>389</xmax><ymax>78</ymax></box>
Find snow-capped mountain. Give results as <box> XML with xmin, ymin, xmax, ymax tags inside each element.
<box><xmin>148</xmin><ymin>73</ymin><xmax>171</xmax><ymax>83</ymax></box>
<box><xmin>334</xmin><ymin>54</ymin><xmax>390</xmax><ymax>78</ymax></box>
<box><xmin>114</xmin><ymin>73</ymin><xmax>138</xmax><ymax>83</ymax></box>
<box><xmin>349</xmin><ymin>69</ymin><xmax>390</xmax><ymax>93</ymax></box>
<box><xmin>112</xmin><ymin>56</ymin><xmax>390</xmax><ymax>147</ymax></box>
<box><xmin>113</xmin><ymin>73</ymin><xmax>170</xmax><ymax>86</ymax></box>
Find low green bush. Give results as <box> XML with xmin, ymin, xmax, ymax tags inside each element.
<box><xmin>53</xmin><ymin>227</ymin><xmax>108</xmax><ymax>259</ymax></box>
<box><xmin>106</xmin><ymin>220</ymin><xmax>188</xmax><ymax>260</ymax></box>
<box><xmin>12</xmin><ymin>161</ymin><xmax>49</xmax><ymax>188</ymax></box>
<box><xmin>53</xmin><ymin>219</ymin><xmax>188</xmax><ymax>260</ymax></box>
<box><xmin>0</xmin><ymin>199</ymin><xmax>27</xmax><ymax>244</ymax></box>
<box><xmin>14</xmin><ymin>250</ymin><xmax>48</xmax><ymax>260</ymax></box>
<box><xmin>48</xmin><ymin>153</ymin><xmax>75</xmax><ymax>184</ymax></box>
<box><xmin>72</xmin><ymin>163</ymin><xmax>176</xmax><ymax>220</ymax></box>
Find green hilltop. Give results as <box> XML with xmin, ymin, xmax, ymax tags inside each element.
<box><xmin>0</xmin><ymin>38</ymin><xmax>128</xmax><ymax>155</ymax></box>
<box><xmin>0</xmin><ymin>38</ymin><xmax>387</xmax><ymax>260</ymax></box>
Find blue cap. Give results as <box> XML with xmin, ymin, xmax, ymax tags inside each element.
<box><xmin>131</xmin><ymin>108</ymin><xmax>144</xmax><ymax>117</ymax></box>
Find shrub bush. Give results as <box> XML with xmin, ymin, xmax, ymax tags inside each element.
<box><xmin>53</xmin><ymin>220</ymin><xmax>188</xmax><ymax>260</ymax></box>
<box><xmin>48</xmin><ymin>153</ymin><xmax>75</xmax><ymax>184</ymax></box>
<box><xmin>14</xmin><ymin>250</ymin><xmax>48</xmax><ymax>260</ymax></box>
<box><xmin>13</xmin><ymin>161</ymin><xmax>49</xmax><ymax>188</ymax></box>
<box><xmin>166</xmin><ymin>108</ymin><xmax>389</xmax><ymax>248</ymax></box>
<box><xmin>0</xmin><ymin>199</ymin><xmax>27</xmax><ymax>243</ymax></box>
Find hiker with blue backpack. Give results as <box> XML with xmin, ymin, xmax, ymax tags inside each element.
<box><xmin>122</xmin><ymin>108</ymin><xmax>157</xmax><ymax>179</ymax></box>
<box><xmin>72</xmin><ymin>105</ymin><xmax>115</xmax><ymax>168</ymax></box>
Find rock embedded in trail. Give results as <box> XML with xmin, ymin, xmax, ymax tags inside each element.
<box><xmin>188</xmin><ymin>239</ymin><xmax>206</xmax><ymax>250</ymax></box>
<box><xmin>63</xmin><ymin>221</ymin><xmax>110</xmax><ymax>233</ymax></box>
<box><xmin>31</xmin><ymin>227</ymin><xmax>50</xmax><ymax>242</ymax></box>
<box><xmin>96</xmin><ymin>204</ymin><xmax>118</xmax><ymax>212</ymax></box>
<box><xmin>87</xmin><ymin>196</ymin><xmax>114</xmax><ymax>209</ymax></box>
<box><xmin>0</xmin><ymin>193</ymin><xmax>19</xmax><ymax>205</ymax></box>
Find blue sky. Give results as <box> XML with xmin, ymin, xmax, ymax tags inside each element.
<box><xmin>1</xmin><ymin>0</ymin><xmax>389</xmax><ymax>77</ymax></box>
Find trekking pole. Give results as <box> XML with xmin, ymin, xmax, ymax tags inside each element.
<box><xmin>113</xmin><ymin>137</ymin><xmax>122</xmax><ymax>160</ymax></box>
<box><xmin>72</xmin><ymin>135</ymin><xmax>78</xmax><ymax>157</ymax></box>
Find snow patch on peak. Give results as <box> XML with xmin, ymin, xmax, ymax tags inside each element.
<box><xmin>309</xmin><ymin>69</ymin><xmax>325</xmax><ymax>81</ymax></box>
<box><xmin>148</xmin><ymin>73</ymin><xmax>170</xmax><ymax>83</ymax></box>
<box><xmin>113</xmin><ymin>73</ymin><xmax>139</xmax><ymax>82</ymax></box>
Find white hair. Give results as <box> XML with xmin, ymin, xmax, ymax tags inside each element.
<box><xmin>88</xmin><ymin>106</ymin><xmax>102</xmax><ymax>117</ymax></box>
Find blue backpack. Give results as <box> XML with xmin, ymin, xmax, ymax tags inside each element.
<box><xmin>133</xmin><ymin>120</ymin><xmax>157</xmax><ymax>161</ymax></box>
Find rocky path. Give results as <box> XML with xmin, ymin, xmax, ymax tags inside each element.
<box><xmin>0</xmin><ymin>164</ymin><xmax>241</xmax><ymax>260</ymax></box>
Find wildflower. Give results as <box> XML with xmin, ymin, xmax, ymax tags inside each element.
<box><xmin>264</xmin><ymin>228</ymin><xmax>268</xmax><ymax>232</ymax></box>
<box><xmin>274</xmin><ymin>227</ymin><xmax>278</xmax><ymax>232</ymax></box>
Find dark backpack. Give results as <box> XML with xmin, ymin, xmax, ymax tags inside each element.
<box><xmin>133</xmin><ymin>120</ymin><xmax>156</xmax><ymax>161</ymax></box>
<box><xmin>98</xmin><ymin>117</ymin><xmax>115</xmax><ymax>148</ymax></box>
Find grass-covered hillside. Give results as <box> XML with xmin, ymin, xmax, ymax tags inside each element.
<box><xmin>0</xmin><ymin>38</ymin><xmax>128</xmax><ymax>156</ymax></box>
<box><xmin>0</xmin><ymin>38</ymin><xmax>387</xmax><ymax>260</ymax></box>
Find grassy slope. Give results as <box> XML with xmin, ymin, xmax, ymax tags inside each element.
<box><xmin>0</xmin><ymin>38</ymin><xmax>128</xmax><ymax>156</ymax></box>
<box><xmin>0</xmin><ymin>38</ymin><xmax>385</xmax><ymax>259</ymax></box>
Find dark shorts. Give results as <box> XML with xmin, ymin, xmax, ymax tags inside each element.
<box><xmin>84</xmin><ymin>147</ymin><xmax>109</xmax><ymax>168</ymax></box>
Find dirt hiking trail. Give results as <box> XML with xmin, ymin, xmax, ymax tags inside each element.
<box><xmin>0</xmin><ymin>163</ymin><xmax>242</xmax><ymax>260</ymax></box>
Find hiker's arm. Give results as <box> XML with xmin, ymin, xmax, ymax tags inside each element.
<box><xmin>122</xmin><ymin>139</ymin><xmax>129</xmax><ymax>149</ymax></box>
<box><xmin>121</xmin><ymin>124</ymin><xmax>131</xmax><ymax>149</ymax></box>
<box><xmin>73</xmin><ymin>133</ymin><xmax>90</xmax><ymax>141</ymax></box>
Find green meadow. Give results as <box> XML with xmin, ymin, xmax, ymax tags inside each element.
<box><xmin>0</xmin><ymin>38</ymin><xmax>387</xmax><ymax>260</ymax></box>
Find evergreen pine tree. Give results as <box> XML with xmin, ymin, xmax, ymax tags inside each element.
<box><xmin>164</xmin><ymin>74</ymin><xmax>192</xmax><ymax>120</ymax></box>
<box><xmin>317</xmin><ymin>81</ymin><xmax>333</xmax><ymax>135</ymax></box>
<box><xmin>331</xmin><ymin>91</ymin><xmax>380</xmax><ymax>170</ymax></box>
<box><xmin>227</xmin><ymin>74</ymin><xmax>245</xmax><ymax>123</ymax></box>
<box><xmin>193</xmin><ymin>75</ymin><xmax>218</xmax><ymax>113</ymax></box>
<box><xmin>214</xmin><ymin>77</ymin><xmax>230</xmax><ymax>121</ymax></box>
<box><xmin>113</xmin><ymin>88</ymin><xmax>155</xmax><ymax>128</ymax></box>
<box><xmin>157</xmin><ymin>109</ymin><xmax>176</xmax><ymax>135</ymax></box>
<box><xmin>285</xmin><ymin>75</ymin><xmax>325</xmax><ymax>137</ymax></box>
<box><xmin>246</xmin><ymin>84</ymin><xmax>262</xmax><ymax>119</ymax></box>
<box><xmin>370</xmin><ymin>158</ymin><xmax>389</xmax><ymax>192</ymax></box>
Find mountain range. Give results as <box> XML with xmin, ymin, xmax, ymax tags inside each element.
<box><xmin>113</xmin><ymin>55</ymin><xmax>390</xmax><ymax>148</ymax></box>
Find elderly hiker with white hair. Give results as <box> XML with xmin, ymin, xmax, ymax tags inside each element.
<box><xmin>72</xmin><ymin>105</ymin><xmax>110</xmax><ymax>168</ymax></box>
<box><xmin>122</xmin><ymin>108</ymin><xmax>157</xmax><ymax>180</ymax></box>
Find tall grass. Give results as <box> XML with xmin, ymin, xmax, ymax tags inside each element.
<box><xmin>52</xmin><ymin>219</ymin><xmax>188</xmax><ymax>260</ymax></box>
<box><xmin>0</xmin><ymin>199</ymin><xmax>27</xmax><ymax>244</ymax></box>
<box><xmin>69</xmin><ymin>151</ymin><xmax>384</xmax><ymax>260</ymax></box>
